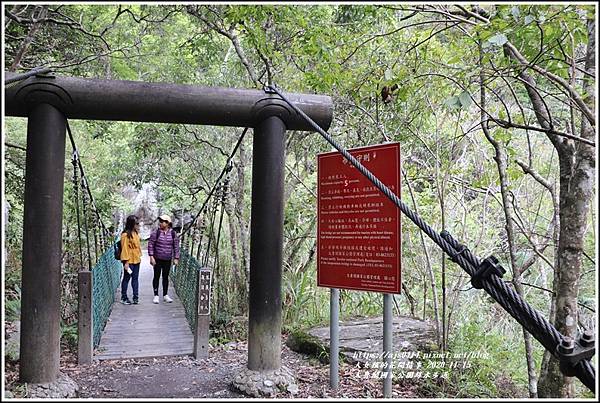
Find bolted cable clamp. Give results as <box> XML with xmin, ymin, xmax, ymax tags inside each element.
<box><xmin>263</xmin><ymin>84</ymin><xmax>278</xmax><ymax>94</ymax></box>
<box><xmin>440</xmin><ymin>230</ymin><xmax>470</xmax><ymax>264</ymax></box>
<box><xmin>556</xmin><ymin>331</ymin><xmax>595</xmax><ymax>377</ymax></box>
<box><xmin>470</xmin><ymin>255</ymin><xmax>506</xmax><ymax>289</ymax></box>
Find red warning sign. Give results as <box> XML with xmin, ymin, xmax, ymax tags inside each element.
<box><xmin>317</xmin><ymin>143</ymin><xmax>401</xmax><ymax>294</ymax></box>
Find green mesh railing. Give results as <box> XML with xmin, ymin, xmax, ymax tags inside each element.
<box><xmin>172</xmin><ymin>248</ymin><xmax>201</xmax><ymax>332</ymax></box>
<box><xmin>92</xmin><ymin>243</ymin><xmax>122</xmax><ymax>347</ymax></box>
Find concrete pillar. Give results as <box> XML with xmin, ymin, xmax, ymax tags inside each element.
<box><xmin>248</xmin><ymin>116</ymin><xmax>286</xmax><ymax>370</ymax></box>
<box><xmin>19</xmin><ymin>103</ymin><xmax>66</xmax><ymax>383</ymax></box>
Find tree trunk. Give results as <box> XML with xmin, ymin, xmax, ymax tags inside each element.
<box><xmin>539</xmin><ymin>17</ymin><xmax>596</xmax><ymax>398</ymax></box>
<box><xmin>480</xmin><ymin>41</ymin><xmax>538</xmax><ymax>396</ymax></box>
<box><xmin>224</xmin><ymin>186</ymin><xmax>243</xmax><ymax>314</ymax></box>
<box><xmin>504</xmin><ymin>18</ymin><xmax>595</xmax><ymax>397</ymax></box>
<box><xmin>234</xmin><ymin>139</ymin><xmax>250</xmax><ymax>308</ymax></box>
<box><xmin>9</xmin><ymin>6</ymin><xmax>48</xmax><ymax>71</ymax></box>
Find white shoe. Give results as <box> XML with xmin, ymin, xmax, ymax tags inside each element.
<box><xmin>163</xmin><ymin>295</ymin><xmax>173</xmax><ymax>303</ymax></box>
<box><xmin>153</xmin><ymin>296</ymin><xmax>159</xmax><ymax>304</ymax></box>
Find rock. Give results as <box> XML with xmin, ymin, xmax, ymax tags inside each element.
<box><xmin>232</xmin><ymin>366</ymin><xmax>296</xmax><ymax>398</ymax></box>
<box><xmin>25</xmin><ymin>372</ymin><xmax>78</xmax><ymax>398</ymax></box>
<box><xmin>5</xmin><ymin>391</ymin><xmax>14</xmax><ymax>398</ymax></box>
<box><xmin>287</xmin><ymin>384</ymin><xmax>299</xmax><ymax>394</ymax></box>
<box><xmin>286</xmin><ymin>328</ymin><xmax>329</xmax><ymax>363</ymax></box>
<box><xmin>286</xmin><ymin>315</ymin><xmax>436</xmax><ymax>365</ymax></box>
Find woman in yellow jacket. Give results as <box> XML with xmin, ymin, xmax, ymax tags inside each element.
<box><xmin>120</xmin><ymin>215</ymin><xmax>142</xmax><ymax>305</ymax></box>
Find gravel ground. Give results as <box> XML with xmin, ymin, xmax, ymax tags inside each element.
<box><xmin>64</xmin><ymin>338</ymin><xmax>419</xmax><ymax>399</ymax></box>
<box><xmin>5</xmin><ymin>335</ymin><xmax>420</xmax><ymax>399</ymax></box>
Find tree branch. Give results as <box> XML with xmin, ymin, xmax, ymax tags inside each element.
<box><xmin>5</xmin><ymin>142</ymin><xmax>27</xmax><ymax>152</ymax></box>
<box><xmin>503</xmin><ymin>41</ymin><xmax>595</xmax><ymax>126</ymax></box>
<box><xmin>495</xmin><ymin>119</ymin><xmax>595</xmax><ymax>147</ymax></box>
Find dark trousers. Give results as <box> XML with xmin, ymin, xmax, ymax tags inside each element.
<box><xmin>121</xmin><ymin>263</ymin><xmax>140</xmax><ymax>300</ymax></box>
<box><xmin>153</xmin><ymin>258</ymin><xmax>172</xmax><ymax>296</ymax></box>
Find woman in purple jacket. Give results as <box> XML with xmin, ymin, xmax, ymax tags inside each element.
<box><xmin>148</xmin><ymin>214</ymin><xmax>180</xmax><ymax>304</ymax></box>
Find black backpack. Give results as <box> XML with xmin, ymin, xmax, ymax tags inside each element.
<box><xmin>114</xmin><ymin>233</ymin><xmax>124</xmax><ymax>260</ymax></box>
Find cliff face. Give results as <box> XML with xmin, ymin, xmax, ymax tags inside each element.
<box><xmin>115</xmin><ymin>184</ymin><xmax>190</xmax><ymax>240</ymax></box>
<box><xmin>115</xmin><ymin>183</ymin><xmax>159</xmax><ymax>240</ymax></box>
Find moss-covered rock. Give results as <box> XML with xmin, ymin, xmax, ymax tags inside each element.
<box><xmin>286</xmin><ymin>316</ymin><xmax>436</xmax><ymax>366</ymax></box>
<box><xmin>285</xmin><ymin>329</ymin><xmax>330</xmax><ymax>363</ymax></box>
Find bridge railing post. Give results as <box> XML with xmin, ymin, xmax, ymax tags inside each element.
<box><xmin>78</xmin><ymin>270</ymin><xmax>93</xmax><ymax>364</ymax></box>
<box><xmin>194</xmin><ymin>268</ymin><xmax>212</xmax><ymax>359</ymax></box>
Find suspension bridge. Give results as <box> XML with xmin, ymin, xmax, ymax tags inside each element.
<box><xmin>4</xmin><ymin>70</ymin><xmax>595</xmax><ymax>397</ymax></box>
<box><xmin>93</xmin><ymin>251</ymin><xmax>193</xmax><ymax>360</ymax></box>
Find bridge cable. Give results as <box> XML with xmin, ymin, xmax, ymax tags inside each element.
<box><xmin>65</xmin><ymin>121</ymin><xmax>112</xmax><ymax>270</ymax></box>
<box><xmin>66</xmin><ymin>122</ymin><xmax>111</xmax><ymax>239</ymax></box>
<box><xmin>4</xmin><ymin>66</ymin><xmax>51</xmax><ymax>85</ymax></box>
<box><xmin>181</xmin><ymin>127</ymin><xmax>247</xmax><ymax>238</ymax></box>
<box><xmin>214</xmin><ymin>178</ymin><xmax>228</xmax><ymax>274</ymax></box>
<box><xmin>80</xmin><ymin>176</ymin><xmax>93</xmax><ymax>271</ymax></box>
<box><xmin>202</xmin><ymin>193</ymin><xmax>220</xmax><ymax>268</ymax></box>
<box><xmin>71</xmin><ymin>150</ymin><xmax>85</xmax><ymax>269</ymax></box>
<box><xmin>265</xmin><ymin>84</ymin><xmax>595</xmax><ymax>392</ymax></box>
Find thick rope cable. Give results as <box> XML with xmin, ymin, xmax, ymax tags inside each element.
<box><xmin>267</xmin><ymin>84</ymin><xmax>595</xmax><ymax>392</ymax></box>
<box><xmin>214</xmin><ymin>180</ymin><xmax>228</xmax><ymax>274</ymax></box>
<box><xmin>80</xmin><ymin>177</ymin><xmax>93</xmax><ymax>272</ymax></box>
<box><xmin>202</xmin><ymin>195</ymin><xmax>219</xmax><ymax>268</ymax></box>
<box><xmin>66</xmin><ymin>122</ymin><xmax>110</xmax><ymax>239</ymax></box>
<box><xmin>71</xmin><ymin>151</ymin><xmax>85</xmax><ymax>269</ymax></box>
<box><xmin>4</xmin><ymin>66</ymin><xmax>51</xmax><ymax>85</ymax></box>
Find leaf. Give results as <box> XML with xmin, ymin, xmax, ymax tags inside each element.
<box><xmin>447</xmin><ymin>55</ymin><xmax>461</xmax><ymax>64</ymax></box>
<box><xmin>384</xmin><ymin>68</ymin><xmax>393</xmax><ymax>81</ymax></box>
<box><xmin>444</xmin><ymin>96</ymin><xmax>461</xmax><ymax>111</ymax></box>
<box><xmin>458</xmin><ymin>91</ymin><xmax>472</xmax><ymax>108</ymax></box>
<box><xmin>507</xmin><ymin>165</ymin><xmax>524</xmax><ymax>181</ymax></box>
<box><xmin>511</xmin><ymin>6</ymin><xmax>520</xmax><ymax>20</ymax></box>
<box><xmin>524</xmin><ymin>15</ymin><xmax>534</xmax><ymax>25</ymax></box>
<box><xmin>488</xmin><ymin>33</ymin><xmax>508</xmax><ymax>46</ymax></box>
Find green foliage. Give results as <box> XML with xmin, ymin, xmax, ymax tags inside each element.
<box><xmin>3</xmin><ymin>4</ymin><xmax>595</xmax><ymax>398</ymax></box>
<box><xmin>5</xmin><ymin>298</ymin><xmax>21</xmax><ymax>322</ymax></box>
<box><xmin>61</xmin><ymin>323</ymin><xmax>79</xmax><ymax>350</ymax></box>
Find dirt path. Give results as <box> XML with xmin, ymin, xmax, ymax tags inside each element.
<box><xmin>66</xmin><ymin>338</ymin><xmax>420</xmax><ymax>398</ymax></box>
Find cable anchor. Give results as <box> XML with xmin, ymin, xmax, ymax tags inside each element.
<box><xmin>470</xmin><ymin>255</ymin><xmax>506</xmax><ymax>289</ymax></box>
<box><xmin>557</xmin><ymin>331</ymin><xmax>595</xmax><ymax>377</ymax></box>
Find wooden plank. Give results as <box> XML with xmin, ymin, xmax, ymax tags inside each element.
<box><xmin>99</xmin><ymin>338</ymin><xmax>194</xmax><ymax>346</ymax></box>
<box><xmin>96</xmin><ymin>350</ymin><xmax>193</xmax><ymax>361</ymax></box>
<box><xmin>95</xmin><ymin>251</ymin><xmax>196</xmax><ymax>360</ymax></box>
<box><xmin>78</xmin><ymin>270</ymin><xmax>93</xmax><ymax>364</ymax></box>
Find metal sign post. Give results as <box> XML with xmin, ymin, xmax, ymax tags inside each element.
<box><xmin>330</xmin><ymin>288</ymin><xmax>340</xmax><ymax>390</ymax></box>
<box><xmin>383</xmin><ymin>293</ymin><xmax>393</xmax><ymax>397</ymax></box>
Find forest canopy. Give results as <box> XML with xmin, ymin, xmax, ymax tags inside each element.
<box><xmin>3</xmin><ymin>3</ymin><xmax>596</xmax><ymax>399</ymax></box>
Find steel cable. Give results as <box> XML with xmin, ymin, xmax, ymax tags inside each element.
<box><xmin>181</xmin><ymin>127</ymin><xmax>248</xmax><ymax>237</ymax></box>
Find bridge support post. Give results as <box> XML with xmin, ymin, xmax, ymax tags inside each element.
<box><xmin>19</xmin><ymin>103</ymin><xmax>66</xmax><ymax>383</ymax></box>
<box><xmin>78</xmin><ymin>270</ymin><xmax>93</xmax><ymax>364</ymax></box>
<box><xmin>232</xmin><ymin>115</ymin><xmax>297</xmax><ymax>397</ymax></box>
<box><xmin>247</xmin><ymin>115</ymin><xmax>286</xmax><ymax>371</ymax></box>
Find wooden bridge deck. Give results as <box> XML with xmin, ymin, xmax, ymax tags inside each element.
<box><xmin>95</xmin><ymin>250</ymin><xmax>194</xmax><ymax>360</ymax></box>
